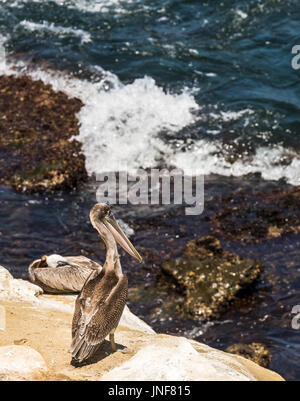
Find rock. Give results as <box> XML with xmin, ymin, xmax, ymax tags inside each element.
<box><xmin>0</xmin><ymin>265</ymin><xmax>43</xmax><ymax>302</ymax></box>
<box><xmin>0</xmin><ymin>75</ymin><xmax>87</xmax><ymax>192</ymax></box>
<box><xmin>120</xmin><ymin>306</ymin><xmax>155</xmax><ymax>335</ymax></box>
<box><xmin>100</xmin><ymin>336</ymin><xmax>281</xmax><ymax>381</ymax></box>
<box><xmin>0</xmin><ymin>345</ymin><xmax>47</xmax><ymax>380</ymax></box>
<box><xmin>0</xmin><ymin>265</ymin><xmax>13</xmax><ymax>291</ymax></box>
<box><xmin>207</xmin><ymin>186</ymin><xmax>300</xmax><ymax>243</ymax></box>
<box><xmin>225</xmin><ymin>343</ymin><xmax>272</xmax><ymax>368</ymax></box>
<box><xmin>0</xmin><ymin>298</ymin><xmax>283</xmax><ymax>381</ymax></box>
<box><xmin>159</xmin><ymin>236</ymin><xmax>263</xmax><ymax>320</ymax></box>
<box><xmin>7</xmin><ymin>279</ymin><xmax>43</xmax><ymax>302</ymax></box>
<box><xmin>0</xmin><ymin>305</ymin><xmax>5</xmax><ymax>331</ymax></box>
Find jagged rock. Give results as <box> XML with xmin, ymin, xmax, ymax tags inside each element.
<box><xmin>225</xmin><ymin>343</ymin><xmax>272</xmax><ymax>368</ymax></box>
<box><xmin>100</xmin><ymin>336</ymin><xmax>281</xmax><ymax>381</ymax></box>
<box><xmin>0</xmin><ymin>345</ymin><xmax>47</xmax><ymax>380</ymax></box>
<box><xmin>159</xmin><ymin>236</ymin><xmax>263</xmax><ymax>320</ymax></box>
<box><xmin>0</xmin><ymin>75</ymin><xmax>87</xmax><ymax>192</ymax></box>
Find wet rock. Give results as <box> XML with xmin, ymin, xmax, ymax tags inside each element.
<box><xmin>159</xmin><ymin>236</ymin><xmax>263</xmax><ymax>320</ymax></box>
<box><xmin>0</xmin><ymin>75</ymin><xmax>87</xmax><ymax>192</ymax></box>
<box><xmin>100</xmin><ymin>336</ymin><xmax>281</xmax><ymax>381</ymax></box>
<box><xmin>0</xmin><ymin>345</ymin><xmax>47</xmax><ymax>380</ymax></box>
<box><xmin>207</xmin><ymin>186</ymin><xmax>300</xmax><ymax>243</ymax></box>
<box><xmin>225</xmin><ymin>343</ymin><xmax>272</xmax><ymax>368</ymax></box>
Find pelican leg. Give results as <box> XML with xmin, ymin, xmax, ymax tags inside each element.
<box><xmin>109</xmin><ymin>332</ymin><xmax>117</xmax><ymax>352</ymax></box>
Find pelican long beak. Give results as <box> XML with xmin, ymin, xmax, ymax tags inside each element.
<box><xmin>103</xmin><ymin>215</ymin><xmax>142</xmax><ymax>262</ymax></box>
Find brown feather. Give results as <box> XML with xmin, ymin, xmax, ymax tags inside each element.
<box><xmin>70</xmin><ymin>270</ymin><xmax>128</xmax><ymax>363</ymax></box>
<box><xmin>28</xmin><ymin>256</ymin><xmax>101</xmax><ymax>294</ymax></box>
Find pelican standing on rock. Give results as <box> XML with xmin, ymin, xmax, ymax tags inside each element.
<box><xmin>70</xmin><ymin>203</ymin><xmax>142</xmax><ymax>364</ymax></box>
<box><xmin>29</xmin><ymin>254</ymin><xmax>101</xmax><ymax>294</ymax></box>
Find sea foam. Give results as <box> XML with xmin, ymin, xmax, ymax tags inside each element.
<box><xmin>19</xmin><ymin>20</ymin><xmax>91</xmax><ymax>44</ymax></box>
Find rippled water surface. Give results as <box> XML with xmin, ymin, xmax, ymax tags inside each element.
<box><xmin>0</xmin><ymin>0</ymin><xmax>299</xmax><ymax>380</ymax></box>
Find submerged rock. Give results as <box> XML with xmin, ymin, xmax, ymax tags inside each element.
<box><xmin>225</xmin><ymin>343</ymin><xmax>272</xmax><ymax>368</ymax></box>
<box><xmin>159</xmin><ymin>236</ymin><xmax>263</xmax><ymax>320</ymax></box>
<box><xmin>0</xmin><ymin>345</ymin><xmax>47</xmax><ymax>380</ymax></box>
<box><xmin>0</xmin><ymin>75</ymin><xmax>87</xmax><ymax>192</ymax></box>
<box><xmin>206</xmin><ymin>186</ymin><xmax>300</xmax><ymax>243</ymax></box>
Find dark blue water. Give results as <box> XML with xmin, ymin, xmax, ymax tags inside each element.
<box><xmin>0</xmin><ymin>0</ymin><xmax>300</xmax><ymax>380</ymax></box>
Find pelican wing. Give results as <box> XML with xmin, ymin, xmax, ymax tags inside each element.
<box><xmin>29</xmin><ymin>256</ymin><xmax>101</xmax><ymax>294</ymax></box>
<box><xmin>65</xmin><ymin>256</ymin><xmax>101</xmax><ymax>271</ymax></box>
<box><xmin>71</xmin><ymin>274</ymin><xmax>128</xmax><ymax>362</ymax></box>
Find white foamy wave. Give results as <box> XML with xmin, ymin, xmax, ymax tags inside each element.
<box><xmin>0</xmin><ymin>35</ymin><xmax>8</xmax><ymax>69</ymax></box>
<box><xmin>76</xmin><ymin>77</ymin><xmax>199</xmax><ymax>174</ymax></box>
<box><xmin>170</xmin><ymin>141</ymin><xmax>300</xmax><ymax>186</ymax></box>
<box><xmin>1</xmin><ymin>48</ymin><xmax>300</xmax><ymax>186</ymax></box>
<box><xmin>68</xmin><ymin>0</ymin><xmax>134</xmax><ymax>13</ymax></box>
<box><xmin>0</xmin><ymin>54</ymin><xmax>199</xmax><ymax>174</ymax></box>
<box><xmin>209</xmin><ymin>108</ymin><xmax>254</xmax><ymax>122</ymax></box>
<box><xmin>19</xmin><ymin>20</ymin><xmax>91</xmax><ymax>44</ymax></box>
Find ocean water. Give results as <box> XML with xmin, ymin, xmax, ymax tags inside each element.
<box><xmin>1</xmin><ymin>0</ymin><xmax>300</xmax><ymax>183</ymax></box>
<box><xmin>0</xmin><ymin>0</ymin><xmax>300</xmax><ymax>380</ymax></box>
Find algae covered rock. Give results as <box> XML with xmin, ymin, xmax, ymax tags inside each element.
<box><xmin>0</xmin><ymin>74</ymin><xmax>87</xmax><ymax>192</ymax></box>
<box><xmin>225</xmin><ymin>343</ymin><xmax>272</xmax><ymax>368</ymax></box>
<box><xmin>159</xmin><ymin>236</ymin><xmax>263</xmax><ymax>320</ymax></box>
<box><xmin>207</xmin><ymin>186</ymin><xmax>300</xmax><ymax>243</ymax></box>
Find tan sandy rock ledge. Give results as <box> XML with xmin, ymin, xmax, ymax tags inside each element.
<box><xmin>0</xmin><ymin>265</ymin><xmax>284</xmax><ymax>381</ymax></box>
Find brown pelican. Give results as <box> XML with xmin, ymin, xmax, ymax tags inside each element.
<box><xmin>29</xmin><ymin>254</ymin><xmax>101</xmax><ymax>294</ymax></box>
<box><xmin>70</xmin><ymin>203</ymin><xmax>142</xmax><ymax>364</ymax></box>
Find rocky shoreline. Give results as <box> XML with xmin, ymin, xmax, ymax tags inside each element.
<box><xmin>0</xmin><ymin>264</ymin><xmax>284</xmax><ymax>381</ymax></box>
<box><xmin>0</xmin><ymin>72</ymin><xmax>294</xmax><ymax>380</ymax></box>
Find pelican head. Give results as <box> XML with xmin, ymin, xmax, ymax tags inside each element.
<box><xmin>90</xmin><ymin>203</ymin><xmax>142</xmax><ymax>262</ymax></box>
<box><xmin>37</xmin><ymin>254</ymin><xmax>75</xmax><ymax>269</ymax></box>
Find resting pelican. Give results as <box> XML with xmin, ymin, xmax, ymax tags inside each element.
<box><xmin>29</xmin><ymin>254</ymin><xmax>101</xmax><ymax>294</ymax></box>
<box><xmin>70</xmin><ymin>203</ymin><xmax>142</xmax><ymax>364</ymax></box>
